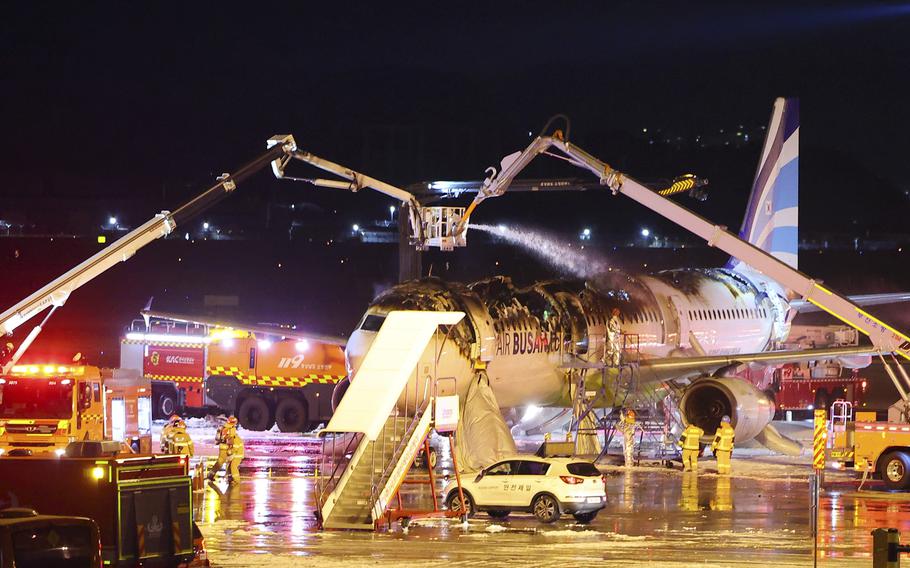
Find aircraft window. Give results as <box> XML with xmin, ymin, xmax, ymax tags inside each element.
<box><xmin>360</xmin><ymin>314</ymin><xmax>386</xmax><ymax>332</ymax></box>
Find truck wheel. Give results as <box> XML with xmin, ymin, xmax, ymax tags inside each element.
<box><xmin>238</xmin><ymin>396</ymin><xmax>273</xmax><ymax>431</ymax></box>
<box><xmin>880</xmin><ymin>452</ymin><xmax>910</xmax><ymax>490</ymax></box>
<box><xmin>814</xmin><ymin>390</ymin><xmax>829</xmax><ymax>414</ymax></box>
<box><xmin>158</xmin><ymin>392</ymin><xmax>178</xmax><ymax>419</ymax></box>
<box><xmin>275</xmin><ymin>398</ymin><xmax>308</xmax><ymax>432</ymax></box>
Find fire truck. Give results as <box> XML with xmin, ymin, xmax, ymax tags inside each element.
<box><xmin>771</xmin><ymin>360</ymin><xmax>868</xmax><ymax>418</ymax></box>
<box><xmin>121</xmin><ymin>314</ymin><xmax>347</xmax><ymax>432</ymax></box>
<box><xmin>0</xmin><ymin>451</ymin><xmax>195</xmax><ymax>566</ymax></box>
<box><xmin>829</xmin><ymin>401</ymin><xmax>910</xmax><ymax>490</ymax></box>
<box><xmin>0</xmin><ymin>364</ymin><xmax>152</xmax><ymax>456</ymax></box>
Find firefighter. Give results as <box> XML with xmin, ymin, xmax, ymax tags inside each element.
<box><xmin>678</xmin><ymin>423</ymin><xmax>705</xmax><ymax>472</ymax></box>
<box><xmin>208</xmin><ymin>416</ymin><xmax>237</xmax><ymax>481</ymax></box>
<box><xmin>607</xmin><ymin>308</ymin><xmax>622</xmax><ymax>367</ymax></box>
<box><xmin>163</xmin><ymin>418</ymin><xmax>194</xmax><ymax>457</ymax></box>
<box><xmin>225</xmin><ymin>422</ymin><xmax>244</xmax><ymax>484</ymax></box>
<box><xmin>160</xmin><ymin>414</ymin><xmax>181</xmax><ymax>453</ymax></box>
<box><xmin>712</xmin><ymin>415</ymin><xmax>735</xmax><ymax>475</ymax></box>
<box><xmin>616</xmin><ymin>408</ymin><xmax>640</xmax><ymax>467</ymax></box>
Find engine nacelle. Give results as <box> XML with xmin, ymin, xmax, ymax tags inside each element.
<box><xmin>679</xmin><ymin>377</ymin><xmax>775</xmax><ymax>442</ymax></box>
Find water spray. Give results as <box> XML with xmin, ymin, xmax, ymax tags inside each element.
<box><xmin>471</xmin><ymin>223</ymin><xmax>610</xmax><ymax>278</ymax></box>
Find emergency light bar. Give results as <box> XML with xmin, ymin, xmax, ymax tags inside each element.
<box><xmin>124</xmin><ymin>332</ymin><xmax>211</xmax><ymax>345</ymax></box>
<box><xmin>9</xmin><ymin>364</ymin><xmax>82</xmax><ymax>375</ymax></box>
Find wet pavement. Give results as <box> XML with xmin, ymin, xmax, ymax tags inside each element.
<box><xmin>178</xmin><ymin>425</ymin><xmax>910</xmax><ymax>567</ymax></box>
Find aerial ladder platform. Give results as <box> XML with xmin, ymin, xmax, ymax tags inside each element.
<box><xmin>453</xmin><ymin>99</ymin><xmax>910</xmax><ymax>417</ymax></box>
<box><xmin>314</xmin><ymin>311</ymin><xmax>464</xmax><ymax>530</ymax></box>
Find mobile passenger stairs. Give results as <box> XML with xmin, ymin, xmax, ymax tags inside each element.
<box><xmin>314</xmin><ymin>311</ymin><xmax>467</xmax><ymax>530</ymax></box>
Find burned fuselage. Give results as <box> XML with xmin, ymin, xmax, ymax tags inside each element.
<box><xmin>346</xmin><ymin>267</ymin><xmax>788</xmax><ymax>422</ymax></box>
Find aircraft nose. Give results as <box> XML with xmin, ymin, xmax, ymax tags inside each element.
<box><xmin>344</xmin><ymin>329</ymin><xmax>376</xmax><ymax>379</ymax></box>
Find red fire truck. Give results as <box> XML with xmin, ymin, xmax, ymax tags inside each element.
<box><xmin>771</xmin><ymin>359</ymin><xmax>868</xmax><ymax>418</ymax></box>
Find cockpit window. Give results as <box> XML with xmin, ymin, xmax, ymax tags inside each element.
<box><xmin>360</xmin><ymin>314</ymin><xmax>386</xmax><ymax>332</ymax></box>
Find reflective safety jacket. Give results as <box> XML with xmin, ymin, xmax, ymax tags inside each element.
<box><xmin>712</xmin><ymin>423</ymin><xmax>735</xmax><ymax>453</ymax></box>
<box><xmin>164</xmin><ymin>427</ymin><xmax>194</xmax><ymax>457</ymax></box>
<box><xmin>608</xmin><ymin>316</ymin><xmax>622</xmax><ymax>344</ymax></box>
<box><xmin>226</xmin><ymin>430</ymin><xmax>244</xmax><ymax>459</ymax></box>
<box><xmin>679</xmin><ymin>425</ymin><xmax>704</xmax><ymax>451</ymax></box>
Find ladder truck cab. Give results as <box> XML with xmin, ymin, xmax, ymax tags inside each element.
<box><xmin>0</xmin><ymin>365</ymin><xmax>152</xmax><ymax>457</ymax></box>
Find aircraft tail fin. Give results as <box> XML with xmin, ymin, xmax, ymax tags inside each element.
<box><xmin>732</xmin><ymin>97</ymin><xmax>799</xmax><ymax>271</ymax></box>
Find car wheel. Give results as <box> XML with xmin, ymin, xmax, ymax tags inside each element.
<box><xmin>445</xmin><ymin>491</ymin><xmax>475</xmax><ymax>519</ymax></box>
<box><xmin>275</xmin><ymin>397</ymin><xmax>308</xmax><ymax>432</ymax></box>
<box><xmin>532</xmin><ymin>494</ymin><xmax>560</xmax><ymax>523</ymax></box>
<box><xmin>880</xmin><ymin>451</ymin><xmax>910</xmax><ymax>490</ymax></box>
<box><xmin>427</xmin><ymin>447</ymin><xmax>438</xmax><ymax>469</ymax></box>
<box><xmin>238</xmin><ymin>396</ymin><xmax>274</xmax><ymax>431</ymax></box>
<box><xmin>487</xmin><ymin>510</ymin><xmax>510</xmax><ymax>520</ymax></box>
<box><xmin>573</xmin><ymin>511</ymin><xmax>598</xmax><ymax>524</ymax></box>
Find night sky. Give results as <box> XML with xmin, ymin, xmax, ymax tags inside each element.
<box><xmin>2</xmin><ymin>3</ymin><xmax>910</xmax><ymax>231</ymax></box>
<box><xmin>2</xmin><ymin>3</ymin><xmax>910</xmax><ymax>363</ymax></box>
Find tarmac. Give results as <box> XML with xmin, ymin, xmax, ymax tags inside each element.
<box><xmin>173</xmin><ymin>420</ymin><xmax>910</xmax><ymax>567</ymax></box>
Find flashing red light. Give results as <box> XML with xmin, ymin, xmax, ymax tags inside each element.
<box><xmin>559</xmin><ymin>475</ymin><xmax>585</xmax><ymax>485</ymax></box>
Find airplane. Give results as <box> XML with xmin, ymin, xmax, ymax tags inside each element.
<box><xmin>342</xmin><ymin>98</ymin><xmax>907</xmax><ymax>462</ymax></box>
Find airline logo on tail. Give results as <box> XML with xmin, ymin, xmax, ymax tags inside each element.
<box><xmin>734</xmin><ymin>97</ymin><xmax>799</xmax><ymax>270</ymax></box>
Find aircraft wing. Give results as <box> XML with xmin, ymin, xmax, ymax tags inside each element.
<box><xmin>140</xmin><ymin>309</ymin><xmax>348</xmax><ymax>347</ymax></box>
<box><xmin>634</xmin><ymin>345</ymin><xmax>876</xmax><ymax>385</ymax></box>
<box><xmin>791</xmin><ymin>292</ymin><xmax>910</xmax><ymax>313</ymax></box>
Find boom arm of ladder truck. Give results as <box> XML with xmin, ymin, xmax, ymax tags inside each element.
<box><xmin>455</xmin><ymin>133</ymin><xmax>910</xmax><ymax>361</ymax></box>
<box><xmin>0</xmin><ymin>137</ymin><xmax>298</xmax><ymax>369</ymax></box>
<box><xmin>267</xmin><ymin>135</ymin><xmax>425</xmax><ymax>245</ymax></box>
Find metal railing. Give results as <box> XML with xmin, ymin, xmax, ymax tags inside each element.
<box><xmin>367</xmin><ymin>370</ymin><xmax>434</xmax><ymax>517</ymax></box>
<box><xmin>315</xmin><ymin>431</ymin><xmax>364</xmax><ymax>514</ymax></box>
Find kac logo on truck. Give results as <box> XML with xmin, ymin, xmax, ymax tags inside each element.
<box><xmin>149</xmin><ymin>351</ymin><xmax>196</xmax><ymax>367</ymax></box>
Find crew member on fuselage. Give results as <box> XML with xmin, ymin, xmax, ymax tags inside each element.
<box><xmin>607</xmin><ymin>308</ymin><xmax>622</xmax><ymax>366</ymax></box>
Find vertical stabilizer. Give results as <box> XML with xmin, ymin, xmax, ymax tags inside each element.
<box><xmin>733</xmin><ymin>97</ymin><xmax>799</xmax><ymax>270</ymax></box>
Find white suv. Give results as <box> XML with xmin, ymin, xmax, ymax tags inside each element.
<box><xmin>443</xmin><ymin>456</ymin><xmax>606</xmax><ymax>523</ymax></box>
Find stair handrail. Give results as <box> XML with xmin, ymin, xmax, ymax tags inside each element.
<box><xmin>367</xmin><ymin>375</ymin><xmax>434</xmax><ymax>518</ymax></box>
<box><xmin>315</xmin><ymin>431</ymin><xmax>364</xmax><ymax>512</ymax></box>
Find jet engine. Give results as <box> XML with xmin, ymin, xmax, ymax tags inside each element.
<box><xmin>679</xmin><ymin>377</ymin><xmax>775</xmax><ymax>442</ymax></box>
